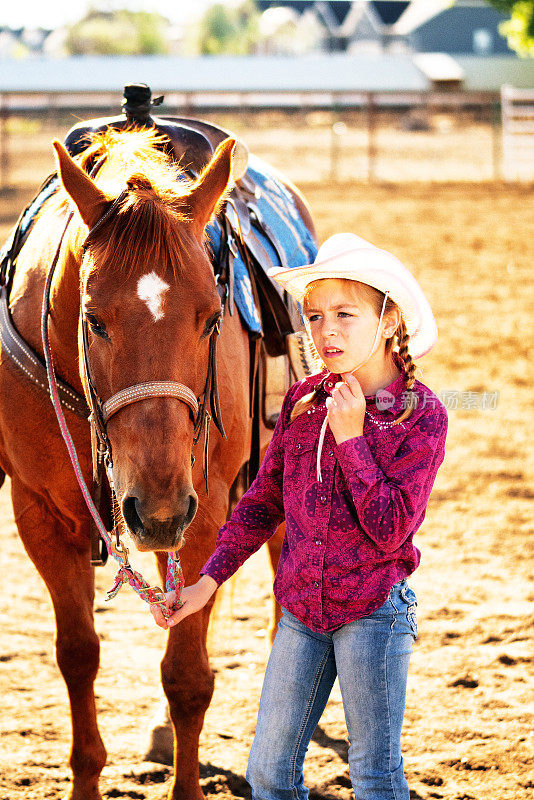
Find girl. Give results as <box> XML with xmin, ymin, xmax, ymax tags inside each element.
<box><xmin>151</xmin><ymin>232</ymin><xmax>448</xmax><ymax>800</ymax></box>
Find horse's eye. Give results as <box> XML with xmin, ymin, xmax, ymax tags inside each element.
<box><xmin>202</xmin><ymin>312</ymin><xmax>221</xmax><ymax>338</ymax></box>
<box><xmin>85</xmin><ymin>313</ymin><xmax>110</xmax><ymax>340</ymax></box>
<box><xmin>209</xmin><ymin>314</ymin><xmax>221</xmax><ymax>333</ymax></box>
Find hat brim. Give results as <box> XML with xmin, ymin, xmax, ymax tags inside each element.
<box><xmin>269</xmin><ymin>249</ymin><xmax>438</xmax><ymax>359</ymax></box>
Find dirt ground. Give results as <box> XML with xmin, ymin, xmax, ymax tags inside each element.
<box><xmin>0</xmin><ymin>134</ymin><xmax>533</xmax><ymax>800</ymax></box>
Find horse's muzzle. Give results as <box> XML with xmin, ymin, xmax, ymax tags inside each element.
<box><xmin>121</xmin><ymin>490</ymin><xmax>198</xmax><ymax>551</ymax></box>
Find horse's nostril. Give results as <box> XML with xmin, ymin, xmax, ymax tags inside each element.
<box><xmin>185</xmin><ymin>493</ymin><xmax>198</xmax><ymax>528</ymax></box>
<box><xmin>122</xmin><ymin>494</ymin><xmax>144</xmax><ymax>535</ymax></box>
<box><xmin>121</xmin><ymin>490</ymin><xmax>197</xmax><ymax>544</ymax></box>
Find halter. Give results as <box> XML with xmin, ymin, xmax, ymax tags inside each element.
<box><xmin>78</xmin><ymin>191</ymin><xmax>225</xmax><ymax>487</ymax></box>
<box><xmin>41</xmin><ymin>188</ymin><xmax>226</xmax><ymax>616</ymax></box>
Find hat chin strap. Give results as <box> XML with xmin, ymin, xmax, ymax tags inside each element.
<box><xmin>316</xmin><ymin>291</ymin><xmax>389</xmax><ymax>483</ymax></box>
<box><xmin>347</xmin><ymin>290</ymin><xmax>390</xmax><ymax>375</ymax></box>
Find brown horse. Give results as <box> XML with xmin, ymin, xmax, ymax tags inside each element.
<box><xmin>0</xmin><ymin>128</ymin><xmax>315</xmax><ymax>800</ymax></box>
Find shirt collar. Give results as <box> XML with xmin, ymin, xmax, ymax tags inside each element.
<box><xmin>305</xmin><ymin>352</ymin><xmax>408</xmax><ymax>416</ymax></box>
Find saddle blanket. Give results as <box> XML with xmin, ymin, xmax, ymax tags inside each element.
<box><xmin>210</xmin><ymin>154</ymin><xmax>317</xmax><ymax>335</ymax></box>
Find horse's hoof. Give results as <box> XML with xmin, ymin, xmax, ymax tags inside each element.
<box><xmin>62</xmin><ymin>784</ymin><xmax>102</xmax><ymax>800</ymax></box>
<box><xmin>144</xmin><ymin>700</ymin><xmax>174</xmax><ymax>766</ymax></box>
<box><xmin>144</xmin><ymin>723</ymin><xmax>174</xmax><ymax>765</ymax></box>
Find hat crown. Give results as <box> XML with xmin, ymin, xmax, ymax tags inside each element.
<box><xmin>316</xmin><ymin>232</ymin><xmax>376</xmax><ymax>263</ymax></box>
<box><xmin>268</xmin><ymin>231</ymin><xmax>439</xmax><ymax>359</ymax></box>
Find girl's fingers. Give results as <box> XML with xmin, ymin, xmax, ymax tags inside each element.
<box><xmin>150</xmin><ymin>604</ymin><xmax>169</xmax><ymax>630</ymax></box>
<box><xmin>150</xmin><ymin>590</ymin><xmax>178</xmax><ymax>629</ymax></box>
<box><xmin>331</xmin><ymin>389</ymin><xmax>354</xmax><ymax>411</ymax></box>
<box><xmin>167</xmin><ymin>603</ymin><xmax>193</xmax><ymax>627</ymax></box>
<box><xmin>341</xmin><ymin>372</ymin><xmax>365</xmax><ymax>398</ymax></box>
<box><xmin>150</xmin><ymin>600</ymin><xmax>191</xmax><ymax>629</ymax></box>
<box><xmin>332</xmin><ymin>383</ymin><xmax>353</xmax><ymax>403</ymax></box>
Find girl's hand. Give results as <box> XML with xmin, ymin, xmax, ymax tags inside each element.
<box><xmin>326</xmin><ymin>372</ymin><xmax>366</xmax><ymax>444</ymax></box>
<box><xmin>150</xmin><ymin>574</ymin><xmax>218</xmax><ymax>630</ymax></box>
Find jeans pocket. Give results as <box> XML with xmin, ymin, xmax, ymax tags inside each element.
<box><xmin>406</xmin><ymin>603</ymin><xmax>418</xmax><ymax>639</ymax></box>
<box><xmin>400</xmin><ymin>585</ymin><xmax>418</xmax><ymax>639</ymax></box>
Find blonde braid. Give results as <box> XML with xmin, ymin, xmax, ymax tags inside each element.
<box><xmin>289</xmin><ymin>388</ymin><xmax>320</xmax><ymax>423</ymax></box>
<box><xmin>394</xmin><ymin>318</ymin><xmax>418</xmax><ymax>424</ymax></box>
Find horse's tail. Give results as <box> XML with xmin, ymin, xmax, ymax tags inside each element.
<box><xmin>0</xmin><ymin>467</ymin><xmax>5</xmax><ymax>491</ymax></box>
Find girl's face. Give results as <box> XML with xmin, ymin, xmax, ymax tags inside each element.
<box><xmin>303</xmin><ymin>279</ymin><xmax>390</xmax><ymax>375</ymax></box>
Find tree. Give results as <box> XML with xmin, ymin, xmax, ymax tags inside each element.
<box><xmin>65</xmin><ymin>8</ymin><xmax>170</xmax><ymax>56</ymax></box>
<box><xmin>184</xmin><ymin>1</ymin><xmax>260</xmax><ymax>56</ymax></box>
<box><xmin>486</xmin><ymin>1</ymin><xmax>534</xmax><ymax>55</ymax></box>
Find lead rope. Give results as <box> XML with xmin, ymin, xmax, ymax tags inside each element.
<box><xmin>316</xmin><ymin>291</ymin><xmax>390</xmax><ymax>483</ymax></box>
<box><xmin>41</xmin><ymin>208</ymin><xmax>183</xmax><ymax>618</ymax></box>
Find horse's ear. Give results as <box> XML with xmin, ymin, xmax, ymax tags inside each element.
<box><xmin>52</xmin><ymin>141</ymin><xmax>109</xmax><ymax>229</ymax></box>
<box><xmin>185</xmin><ymin>138</ymin><xmax>236</xmax><ymax>236</ymax></box>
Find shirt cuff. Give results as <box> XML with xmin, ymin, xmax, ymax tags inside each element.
<box><xmin>334</xmin><ymin>435</ymin><xmax>379</xmax><ymax>474</ymax></box>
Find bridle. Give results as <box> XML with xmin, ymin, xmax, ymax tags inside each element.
<box><xmin>41</xmin><ymin>186</ymin><xmax>226</xmax><ymax>615</ymax></box>
<box><xmin>78</xmin><ymin>189</ymin><xmax>225</xmax><ymax>496</ymax></box>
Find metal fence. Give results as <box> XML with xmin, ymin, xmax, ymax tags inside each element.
<box><xmin>0</xmin><ymin>89</ymin><xmax>514</xmax><ymax>211</ymax></box>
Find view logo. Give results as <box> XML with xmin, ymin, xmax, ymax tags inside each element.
<box><xmin>375</xmin><ymin>390</ymin><xmax>395</xmax><ymax>411</ymax></box>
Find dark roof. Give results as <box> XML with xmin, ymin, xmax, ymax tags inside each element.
<box><xmin>326</xmin><ymin>1</ymin><xmax>353</xmax><ymax>25</ymax></box>
<box><xmin>256</xmin><ymin>2</ymin><xmax>377</xmax><ymax>26</ymax></box>
<box><xmin>412</xmin><ymin>6</ymin><xmax>513</xmax><ymax>55</ymax></box>
<box><xmin>372</xmin><ymin>2</ymin><xmax>410</xmax><ymax>25</ymax></box>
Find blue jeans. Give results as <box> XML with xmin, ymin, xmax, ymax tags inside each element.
<box><xmin>246</xmin><ymin>579</ymin><xmax>418</xmax><ymax>800</ymax></box>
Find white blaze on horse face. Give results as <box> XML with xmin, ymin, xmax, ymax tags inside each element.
<box><xmin>137</xmin><ymin>272</ymin><xmax>170</xmax><ymax>322</ymax></box>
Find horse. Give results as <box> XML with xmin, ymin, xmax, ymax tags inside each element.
<box><xmin>0</xmin><ymin>127</ymin><xmax>316</xmax><ymax>800</ymax></box>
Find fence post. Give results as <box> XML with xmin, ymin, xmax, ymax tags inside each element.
<box><xmin>330</xmin><ymin>100</ymin><xmax>346</xmax><ymax>182</ymax></box>
<box><xmin>366</xmin><ymin>92</ymin><xmax>377</xmax><ymax>182</ymax></box>
<box><xmin>491</xmin><ymin>95</ymin><xmax>501</xmax><ymax>181</ymax></box>
<box><xmin>0</xmin><ymin>93</ymin><xmax>10</xmax><ymax>193</ymax></box>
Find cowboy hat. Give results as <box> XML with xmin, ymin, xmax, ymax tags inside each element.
<box><xmin>269</xmin><ymin>232</ymin><xmax>438</xmax><ymax>359</ymax></box>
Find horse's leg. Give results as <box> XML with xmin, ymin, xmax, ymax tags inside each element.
<box><xmin>163</xmin><ymin>601</ymin><xmax>215</xmax><ymax>800</ymax></box>
<box><xmin>11</xmin><ymin>478</ymin><xmax>106</xmax><ymax>800</ymax></box>
<box><xmin>144</xmin><ymin>561</ymin><xmax>220</xmax><ymax>771</ymax></box>
<box><xmin>153</xmin><ymin>482</ymin><xmax>235</xmax><ymax>800</ymax></box>
<box><xmin>266</xmin><ymin>522</ymin><xmax>285</xmax><ymax>645</ymax></box>
<box><xmin>144</xmin><ymin>463</ymin><xmax>250</xmax><ymax>767</ymax></box>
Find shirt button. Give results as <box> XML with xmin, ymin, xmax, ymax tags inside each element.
<box><xmin>328</xmin><ymin>450</ymin><xmax>334</xmax><ymax>456</ymax></box>
<box><xmin>327</xmin><ymin>382</ymin><xmax>333</xmax><ymax>388</ymax></box>
<box><xmin>314</xmin><ymin>581</ymin><xmax>319</xmax><ymax>588</ymax></box>
<box><xmin>319</xmin><ymin>495</ymin><xmax>327</xmax><ymax>503</ymax></box>
<box><xmin>295</xmin><ymin>443</ymin><xmax>302</xmax><ymax>450</ymax></box>
<box><xmin>315</xmin><ymin>540</ymin><xmax>322</xmax><ymax>546</ymax></box>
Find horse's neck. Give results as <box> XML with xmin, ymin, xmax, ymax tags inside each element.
<box><xmin>47</xmin><ymin>226</ymin><xmax>85</xmax><ymax>394</ymax></box>
<box><xmin>8</xmin><ymin>209</ymin><xmax>83</xmax><ymax>395</ymax></box>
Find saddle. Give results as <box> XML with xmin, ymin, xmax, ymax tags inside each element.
<box><xmin>65</xmin><ymin>112</ymin><xmax>250</xmax><ymax>182</ymax></box>
<box><xmin>5</xmin><ymin>83</ymin><xmax>304</xmax><ymax>363</ymax></box>
<box><xmin>0</xmin><ymin>85</ymin><xmax>318</xmax><ymax>562</ymax></box>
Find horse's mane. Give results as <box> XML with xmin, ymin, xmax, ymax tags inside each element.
<box><xmin>44</xmin><ymin>128</ymin><xmax>207</xmax><ymax>279</ymax></box>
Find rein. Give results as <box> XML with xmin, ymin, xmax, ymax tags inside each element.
<box><xmin>41</xmin><ymin>188</ymin><xmax>225</xmax><ymax>617</ymax></box>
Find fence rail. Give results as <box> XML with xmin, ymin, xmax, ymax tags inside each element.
<box><xmin>0</xmin><ymin>88</ymin><xmax>524</xmax><ymax>199</ymax></box>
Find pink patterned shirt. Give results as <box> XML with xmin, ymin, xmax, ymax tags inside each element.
<box><xmin>202</xmin><ymin>354</ymin><xmax>448</xmax><ymax>632</ymax></box>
